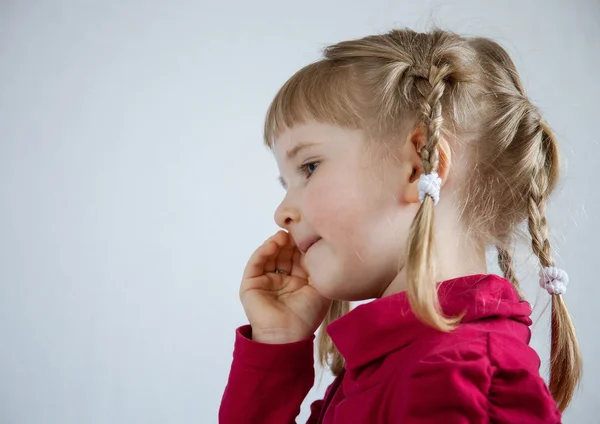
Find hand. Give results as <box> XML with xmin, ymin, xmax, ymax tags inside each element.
<box><xmin>240</xmin><ymin>230</ymin><xmax>332</xmax><ymax>344</ymax></box>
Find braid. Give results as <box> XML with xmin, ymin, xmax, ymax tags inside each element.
<box><xmin>527</xmin><ymin>133</ymin><xmax>553</xmax><ymax>266</ymax></box>
<box><xmin>418</xmin><ymin>64</ymin><xmax>449</xmax><ymax>174</ymax></box>
<box><xmin>527</xmin><ymin>121</ymin><xmax>581</xmax><ymax>411</ymax></box>
<box><xmin>496</xmin><ymin>245</ymin><xmax>522</xmax><ymax>298</ymax></box>
<box><xmin>454</xmin><ymin>35</ymin><xmax>582</xmax><ymax>407</ymax></box>
<box><xmin>405</xmin><ymin>62</ymin><xmax>462</xmax><ymax>331</ymax></box>
<box><xmin>478</xmin><ymin>39</ymin><xmax>582</xmax><ymax>409</ymax></box>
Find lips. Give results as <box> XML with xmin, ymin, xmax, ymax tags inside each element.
<box><xmin>297</xmin><ymin>236</ymin><xmax>321</xmax><ymax>254</ymax></box>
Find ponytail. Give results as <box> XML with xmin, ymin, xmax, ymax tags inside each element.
<box><xmin>405</xmin><ymin>62</ymin><xmax>463</xmax><ymax>332</ymax></box>
<box><xmin>527</xmin><ymin>122</ymin><xmax>582</xmax><ymax>411</ymax></box>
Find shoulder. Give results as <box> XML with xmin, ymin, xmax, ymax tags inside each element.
<box><xmin>391</xmin><ymin>327</ymin><xmax>561</xmax><ymax>423</ymax></box>
<box><xmin>485</xmin><ymin>332</ymin><xmax>561</xmax><ymax>422</ymax></box>
<box><xmin>413</xmin><ymin>324</ymin><xmax>545</xmax><ymax>373</ymax></box>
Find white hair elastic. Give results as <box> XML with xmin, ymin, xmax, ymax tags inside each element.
<box><xmin>418</xmin><ymin>172</ymin><xmax>442</xmax><ymax>205</ymax></box>
<box><xmin>539</xmin><ymin>267</ymin><xmax>569</xmax><ymax>295</ymax></box>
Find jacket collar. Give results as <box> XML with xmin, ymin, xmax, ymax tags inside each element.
<box><xmin>326</xmin><ymin>274</ymin><xmax>533</xmax><ymax>372</ymax></box>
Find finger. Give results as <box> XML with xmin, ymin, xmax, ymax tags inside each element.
<box><xmin>242</xmin><ymin>241</ymin><xmax>278</xmax><ymax>280</ymax></box>
<box><xmin>275</xmin><ymin>234</ymin><xmax>295</xmax><ymax>273</ymax></box>
<box><xmin>245</xmin><ymin>231</ymin><xmax>289</xmax><ymax>278</ymax></box>
<box><xmin>255</xmin><ymin>231</ymin><xmax>287</xmax><ymax>273</ymax></box>
<box><xmin>264</xmin><ymin>236</ymin><xmax>286</xmax><ymax>272</ymax></box>
<box><xmin>265</xmin><ymin>231</ymin><xmax>290</xmax><ymax>271</ymax></box>
<box><xmin>270</xmin><ymin>230</ymin><xmax>289</xmax><ymax>248</ymax></box>
<box><xmin>264</xmin><ymin>249</ymin><xmax>277</xmax><ymax>274</ymax></box>
<box><xmin>291</xmin><ymin>247</ymin><xmax>308</xmax><ymax>279</ymax></box>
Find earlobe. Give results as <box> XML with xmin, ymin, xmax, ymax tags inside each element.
<box><xmin>402</xmin><ymin>125</ymin><xmax>451</xmax><ymax>204</ymax></box>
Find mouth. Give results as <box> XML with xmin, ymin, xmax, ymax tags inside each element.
<box><xmin>297</xmin><ymin>236</ymin><xmax>321</xmax><ymax>254</ymax></box>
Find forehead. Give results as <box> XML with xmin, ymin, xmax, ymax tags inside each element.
<box><xmin>272</xmin><ymin>122</ymin><xmax>365</xmax><ymax>160</ymax></box>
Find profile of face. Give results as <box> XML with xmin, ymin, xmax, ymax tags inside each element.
<box><xmin>272</xmin><ymin>121</ymin><xmax>429</xmax><ymax>301</ymax></box>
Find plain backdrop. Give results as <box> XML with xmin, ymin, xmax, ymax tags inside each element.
<box><xmin>1</xmin><ymin>0</ymin><xmax>598</xmax><ymax>423</ymax></box>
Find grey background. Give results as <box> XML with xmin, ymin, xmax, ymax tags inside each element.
<box><xmin>1</xmin><ymin>0</ymin><xmax>598</xmax><ymax>423</ymax></box>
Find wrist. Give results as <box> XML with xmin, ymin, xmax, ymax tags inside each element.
<box><xmin>251</xmin><ymin>327</ymin><xmax>312</xmax><ymax>344</ymax></box>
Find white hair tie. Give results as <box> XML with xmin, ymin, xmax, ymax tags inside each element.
<box><xmin>539</xmin><ymin>266</ymin><xmax>569</xmax><ymax>295</ymax></box>
<box><xmin>418</xmin><ymin>172</ymin><xmax>442</xmax><ymax>205</ymax></box>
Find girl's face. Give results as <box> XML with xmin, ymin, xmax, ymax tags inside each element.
<box><xmin>273</xmin><ymin>122</ymin><xmax>420</xmax><ymax>301</ymax></box>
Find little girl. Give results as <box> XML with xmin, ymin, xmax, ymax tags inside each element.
<box><xmin>219</xmin><ymin>28</ymin><xmax>581</xmax><ymax>423</ymax></box>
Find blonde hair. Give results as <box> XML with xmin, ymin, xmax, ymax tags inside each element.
<box><xmin>263</xmin><ymin>28</ymin><xmax>581</xmax><ymax>411</ymax></box>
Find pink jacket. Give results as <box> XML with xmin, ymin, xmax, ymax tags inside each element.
<box><xmin>220</xmin><ymin>274</ymin><xmax>561</xmax><ymax>423</ymax></box>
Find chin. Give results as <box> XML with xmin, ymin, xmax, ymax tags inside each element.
<box><xmin>307</xmin><ymin>268</ymin><xmax>342</xmax><ymax>300</ymax></box>
<box><xmin>305</xmin><ymin>247</ymin><xmax>377</xmax><ymax>301</ymax></box>
<box><xmin>310</xmin><ymin>272</ymin><xmax>371</xmax><ymax>302</ymax></box>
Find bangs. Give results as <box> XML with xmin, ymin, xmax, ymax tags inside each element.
<box><xmin>263</xmin><ymin>60</ymin><xmax>366</xmax><ymax>147</ymax></box>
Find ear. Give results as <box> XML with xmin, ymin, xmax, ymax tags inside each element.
<box><xmin>402</xmin><ymin>125</ymin><xmax>451</xmax><ymax>204</ymax></box>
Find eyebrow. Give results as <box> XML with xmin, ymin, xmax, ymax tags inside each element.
<box><xmin>286</xmin><ymin>142</ymin><xmax>318</xmax><ymax>160</ymax></box>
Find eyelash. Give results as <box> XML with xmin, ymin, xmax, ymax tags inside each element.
<box><xmin>298</xmin><ymin>161</ymin><xmax>320</xmax><ymax>179</ymax></box>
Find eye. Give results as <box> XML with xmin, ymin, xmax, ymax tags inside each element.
<box><xmin>299</xmin><ymin>161</ymin><xmax>320</xmax><ymax>178</ymax></box>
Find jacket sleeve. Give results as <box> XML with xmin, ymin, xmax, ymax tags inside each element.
<box><xmin>219</xmin><ymin>325</ymin><xmax>322</xmax><ymax>424</ymax></box>
<box><xmin>392</xmin><ymin>334</ymin><xmax>562</xmax><ymax>423</ymax></box>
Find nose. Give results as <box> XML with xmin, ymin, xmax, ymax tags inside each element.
<box><xmin>274</xmin><ymin>192</ymin><xmax>301</xmax><ymax>229</ymax></box>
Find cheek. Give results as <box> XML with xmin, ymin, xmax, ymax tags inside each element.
<box><xmin>303</xmin><ymin>174</ymin><xmax>370</xmax><ymax>237</ymax></box>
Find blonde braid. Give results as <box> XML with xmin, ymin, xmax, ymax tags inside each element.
<box><xmin>496</xmin><ymin>245</ymin><xmax>523</xmax><ymax>298</ymax></box>
<box><xmin>472</xmin><ymin>37</ymin><xmax>581</xmax><ymax>409</ymax></box>
<box><xmin>405</xmin><ymin>62</ymin><xmax>462</xmax><ymax>331</ymax></box>
<box><xmin>417</xmin><ymin>64</ymin><xmax>449</xmax><ymax>174</ymax></box>
<box><xmin>527</xmin><ymin>120</ymin><xmax>581</xmax><ymax>411</ymax></box>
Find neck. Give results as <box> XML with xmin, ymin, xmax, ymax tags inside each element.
<box><xmin>380</xmin><ymin>209</ymin><xmax>488</xmax><ymax>298</ymax></box>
